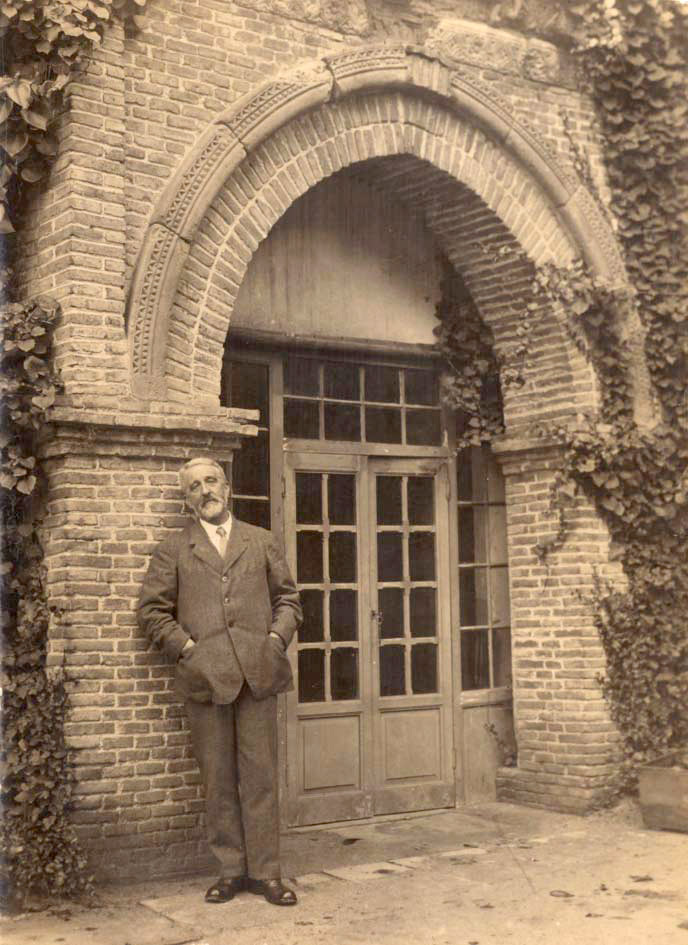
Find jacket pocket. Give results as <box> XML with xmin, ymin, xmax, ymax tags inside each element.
<box><xmin>255</xmin><ymin>634</ymin><xmax>294</xmax><ymax>699</ymax></box>
<box><xmin>175</xmin><ymin>629</ymin><xmax>242</xmax><ymax>703</ymax></box>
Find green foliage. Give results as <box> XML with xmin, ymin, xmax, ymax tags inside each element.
<box><xmin>0</xmin><ymin>0</ymin><xmax>147</xmax><ymax>905</ymax></box>
<box><xmin>568</xmin><ymin>0</ymin><xmax>688</xmax><ymax>427</ymax></box>
<box><xmin>445</xmin><ymin>1</ymin><xmax>688</xmax><ymax>790</ymax></box>
<box><xmin>0</xmin><ymin>296</ymin><xmax>90</xmax><ymax>906</ymax></box>
<box><xmin>1</xmin><ymin>297</ymin><xmax>62</xmax><ymax>496</ymax></box>
<box><xmin>0</xmin><ymin>0</ymin><xmax>147</xmax><ymax>248</ymax></box>
<box><xmin>434</xmin><ymin>256</ymin><xmax>534</xmax><ymax>448</ymax></box>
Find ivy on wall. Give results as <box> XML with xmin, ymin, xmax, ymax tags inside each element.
<box><xmin>451</xmin><ymin>0</ymin><xmax>688</xmax><ymax>789</ymax></box>
<box><xmin>0</xmin><ymin>0</ymin><xmax>146</xmax><ymax>906</ymax></box>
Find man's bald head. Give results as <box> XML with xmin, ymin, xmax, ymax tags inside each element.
<box><xmin>179</xmin><ymin>457</ymin><xmax>227</xmax><ymax>489</ymax></box>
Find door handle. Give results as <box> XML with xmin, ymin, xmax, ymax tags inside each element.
<box><xmin>371</xmin><ymin>610</ymin><xmax>383</xmax><ymax>626</ymax></box>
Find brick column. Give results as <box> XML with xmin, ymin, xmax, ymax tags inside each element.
<box><xmin>492</xmin><ymin>437</ymin><xmax>623</xmax><ymax>812</ymax></box>
<box><xmin>39</xmin><ymin>407</ymin><xmax>254</xmax><ymax>880</ymax></box>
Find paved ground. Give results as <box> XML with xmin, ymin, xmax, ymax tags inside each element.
<box><xmin>2</xmin><ymin>800</ymin><xmax>687</xmax><ymax>945</ymax></box>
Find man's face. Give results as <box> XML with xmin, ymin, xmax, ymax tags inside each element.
<box><xmin>182</xmin><ymin>462</ymin><xmax>230</xmax><ymax>525</ymax></box>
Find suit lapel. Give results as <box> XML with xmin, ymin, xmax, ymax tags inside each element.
<box><xmin>223</xmin><ymin>518</ymin><xmax>249</xmax><ymax>572</ymax></box>
<box><xmin>188</xmin><ymin>519</ymin><xmax>223</xmax><ymax>572</ymax></box>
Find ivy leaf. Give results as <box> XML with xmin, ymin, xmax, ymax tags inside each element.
<box><xmin>21</xmin><ymin>106</ymin><xmax>48</xmax><ymax>131</ymax></box>
<box><xmin>5</xmin><ymin>78</ymin><xmax>32</xmax><ymax>109</ymax></box>
<box><xmin>2</xmin><ymin>130</ymin><xmax>28</xmax><ymax>157</ymax></box>
<box><xmin>0</xmin><ymin>97</ymin><xmax>13</xmax><ymax>123</ymax></box>
<box><xmin>31</xmin><ymin>391</ymin><xmax>55</xmax><ymax>410</ymax></box>
<box><xmin>16</xmin><ymin>474</ymin><xmax>37</xmax><ymax>495</ymax></box>
<box><xmin>20</xmin><ymin>162</ymin><xmax>46</xmax><ymax>183</ymax></box>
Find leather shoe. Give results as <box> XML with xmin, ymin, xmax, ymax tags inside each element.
<box><xmin>247</xmin><ymin>877</ymin><xmax>297</xmax><ymax>906</ymax></box>
<box><xmin>205</xmin><ymin>876</ymin><xmax>246</xmax><ymax>903</ymax></box>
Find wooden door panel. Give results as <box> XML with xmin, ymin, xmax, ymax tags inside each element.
<box><xmin>301</xmin><ymin>715</ymin><xmax>362</xmax><ymax>791</ymax></box>
<box><xmin>380</xmin><ymin>708</ymin><xmax>442</xmax><ymax>780</ymax></box>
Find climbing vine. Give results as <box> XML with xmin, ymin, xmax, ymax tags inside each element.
<box><xmin>445</xmin><ymin>0</ymin><xmax>688</xmax><ymax>790</ymax></box>
<box><xmin>0</xmin><ymin>0</ymin><xmax>147</xmax><ymax>906</ymax></box>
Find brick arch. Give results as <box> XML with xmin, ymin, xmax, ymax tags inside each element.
<box><xmin>127</xmin><ymin>44</ymin><xmax>628</xmax><ymax>415</ymax></box>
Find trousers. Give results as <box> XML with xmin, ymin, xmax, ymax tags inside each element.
<box><xmin>185</xmin><ymin>684</ymin><xmax>280</xmax><ymax>880</ymax></box>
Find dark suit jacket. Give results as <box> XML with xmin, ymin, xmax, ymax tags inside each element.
<box><xmin>137</xmin><ymin>517</ymin><xmax>302</xmax><ymax>703</ymax></box>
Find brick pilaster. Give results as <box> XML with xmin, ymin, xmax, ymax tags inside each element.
<box><xmin>493</xmin><ymin>437</ymin><xmax>624</xmax><ymax>812</ymax></box>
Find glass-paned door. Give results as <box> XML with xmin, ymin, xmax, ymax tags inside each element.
<box><xmin>284</xmin><ymin>452</ymin><xmax>455</xmax><ymax>826</ymax></box>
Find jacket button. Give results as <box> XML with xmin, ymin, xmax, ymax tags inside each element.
<box><xmin>222</xmin><ymin>575</ymin><xmax>228</xmax><ymax>582</ymax></box>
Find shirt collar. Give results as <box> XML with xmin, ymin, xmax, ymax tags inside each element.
<box><xmin>199</xmin><ymin>513</ymin><xmax>232</xmax><ymax>542</ymax></box>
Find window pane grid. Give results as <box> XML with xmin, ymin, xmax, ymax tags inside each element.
<box><xmin>457</xmin><ymin>446</ymin><xmax>511</xmax><ymax>692</ymax></box>
<box><xmin>223</xmin><ymin>360</ymin><xmax>271</xmax><ymax>526</ymax></box>
<box><xmin>295</xmin><ymin>471</ymin><xmax>360</xmax><ymax>704</ymax></box>
<box><xmin>376</xmin><ymin>474</ymin><xmax>438</xmax><ymax>697</ymax></box>
<box><xmin>283</xmin><ymin>357</ymin><xmax>441</xmax><ymax>446</ymax></box>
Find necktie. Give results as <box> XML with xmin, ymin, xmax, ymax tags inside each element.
<box><xmin>215</xmin><ymin>525</ymin><xmax>227</xmax><ymax>555</ymax></box>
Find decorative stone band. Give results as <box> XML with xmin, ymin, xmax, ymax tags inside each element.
<box><xmin>38</xmin><ymin>404</ymin><xmax>258</xmax><ymax>464</ymax></box>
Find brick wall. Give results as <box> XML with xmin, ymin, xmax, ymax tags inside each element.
<box><xmin>12</xmin><ymin>0</ymin><xmax>635</xmax><ymax>879</ymax></box>
<box><xmin>493</xmin><ymin>441</ymin><xmax>624</xmax><ymax>812</ymax></box>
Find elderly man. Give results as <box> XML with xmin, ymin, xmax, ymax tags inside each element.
<box><xmin>137</xmin><ymin>457</ymin><xmax>302</xmax><ymax>906</ymax></box>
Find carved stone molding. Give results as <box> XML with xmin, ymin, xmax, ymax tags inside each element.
<box><xmin>425</xmin><ymin>17</ymin><xmax>564</xmax><ymax>86</ymax></box>
<box><xmin>126</xmin><ymin>41</ymin><xmax>630</xmax><ymax>417</ymax></box>
<box><xmin>39</xmin><ymin>405</ymin><xmax>258</xmax><ymax>463</ymax></box>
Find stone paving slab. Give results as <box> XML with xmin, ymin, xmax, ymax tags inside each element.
<box><xmin>322</xmin><ymin>860</ymin><xmax>414</xmax><ymax>882</ymax></box>
<box><xmin>2</xmin><ymin>802</ymin><xmax>687</xmax><ymax>945</ymax></box>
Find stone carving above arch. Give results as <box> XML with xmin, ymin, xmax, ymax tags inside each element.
<box><xmin>127</xmin><ymin>41</ymin><xmax>631</xmax><ymax>411</ymax></box>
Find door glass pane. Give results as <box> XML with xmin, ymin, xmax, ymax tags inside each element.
<box><xmin>296</xmin><ymin>473</ymin><xmax>322</xmax><ymax>524</ymax></box>
<box><xmin>227</xmin><ymin>361</ymin><xmax>270</xmax><ymax>424</ymax></box>
<box><xmin>457</xmin><ymin>456</ymin><xmax>474</xmax><ymax>501</ymax></box>
<box><xmin>404</xmin><ymin>369</ymin><xmax>438</xmax><ymax>405</ymax></box>
<box><xmin>493</xmin><ymin>627</ymin><xmax>512</xmax><ymax>688</ymax></box>
<box><xmin>232</xmin><ymin>498</ymin><xmax>270</xmax><ymax>529</ymax></box>
<box><xmin>406</xmin><ymin>409</ymin><xmax>442</xmax><ymax>445</ymax></box>
<box><xmin>297</xmin><ymin>532</ymin><xmax>323</xmax><ymax>583</ymax></box>
<box><xmin>409</xmin><ymin>532</ymin><xmax>435</xmax><ymax>581</ymax></box>
<box><xmin>409</xmin><ymin>587</ymin><xmax>436</xmax><ymax>637</ymax></box>
<box><xmin>489</xmin><ymin>506</ymin><xmax>508</xmax><ymax>564</ymax></box>
<box><xmin>408</xmin><ymin>477</ymin><xmax>434</xmax><ymax>525</ymax></box>
<box><xmin>285</xmin><ymin>357</ymin><xmax>319</xmax><ymax>396</ymax></box>
<box><xmin>365</xmin><ymin>407</ymin><xmax>401</xmax><ymax>443</ymax></box>
<box><xmin>330</xmin><ymin>589</ymin><xmax>358</xmax><ymax>641</ymax></box>
<box><xmin>298</xmin><ymin>649</ymin><xmax>325</xmax><ymax>702</ymax></box>
<box><xmin>329</xmin><ymin>532</ymin><xmax>356</xmax><ymax>583</ymax></box>
<box><xmin>458</xmin><ymin>446</ymin><xmax>488</xmax><ymax>501</ymax></box>
<box><xmin>377</xmin><ymin>532</ymin><xmax>403</xmax><ymax>582</ymax></box>
<box><xmin>285</xmin><ymin>399</ymin><xmax>319</xmax><ymax>439</ymax></box>
<box><xmin>331</xmin><ymin>648</ymin><xmax>358</xmax><ymax>700</ymax></box>
<box><xmin>324</xmin><ymin>361</ymin><xmax>359</xmax><ymax>400</ymax></box>
<box><xmin>411</xmin><ymin>643</ymin><xmax>437</xmax><ymax>694</ymax></box>
<box><xmin>487</xmin><ymin>451</ymin><xmax>506</xmax><ymax>502</ymax></box>
<box><xmin>378</xmin><ymin>587</ymin><xmax>404</xmax><ymax>639</ymax></box>
<box><xmin>489</xmin><ymin>566</ymin><xmax>511</xmax><ymax>626</ymax></box>
<box><xmin>461</xmin><ymin>630</ymin><xmax>490</xmax><ymax>690</ymax></box>
<box><xmin>365</xmin><ymin>365</ymin><xmax>399</xmax><ymax>403</ymax></box>
<box><xmin>328</xmin><ymin>474</ymin><xmax>355</xmax><ymax>525</ymax></box>
<box><xmin>380</xmin><ymin>644</ymin><xmax>405</xmax><ymax>696</ymax></box>
<box><xmin>324</xmin><ymin>403</ymin><xmax>360</xmax><ymax>441</ymax></box>
<box><xmin>299</xmin><ymin>589</ymin><xmax>324</xmax><ymax>643</ymax></box>
<box><xmin>376</xmin><ymin>477</ymin><xmax>402</xmax><ymax>525</ymax></box>
<box><xmin>233</xmin><ymin>430</ymin><xmax>269</xmax><ymax>497</ymax></box>
<box><xmin>459</xmin><ymin>567</ymin><xmax>488</xmax><ymax>626</ymax></box>
<box><xmin>458</xmin><ymin>507</ymin><xmax>488</xmax><ymax>563</ymax></box>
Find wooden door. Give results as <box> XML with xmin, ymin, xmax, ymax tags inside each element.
<box><xmin>369</xmin><ymin>458</ymin><xmax>455</xmax><ymax>815</ymax></box>
<box><xmin>284</xmin><ymin>452</ymin><xmax>455</xmax><ymax>826</ymax></box>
